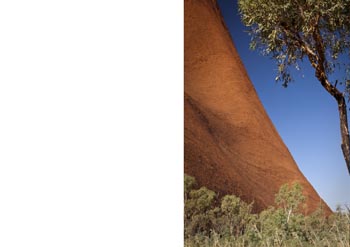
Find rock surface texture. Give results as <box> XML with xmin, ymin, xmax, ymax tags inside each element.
<box><xmin>184</xmin><ymin>0</ymin><xmax>331</xmax><ymax>214</ymax></box>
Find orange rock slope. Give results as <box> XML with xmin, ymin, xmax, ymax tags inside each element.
<box><xmin>184</xmin><ymin>0</ymin><xmax>331</xmax><ymax>214</ymax></box>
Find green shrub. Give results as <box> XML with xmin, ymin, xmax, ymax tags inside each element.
<box><xmin>184</xmin><ymin>174</ymin><xmax>350</xmax><ymax>246</ymax></box>
<box><xmin>184</xmin><ymin>179</ymin><xmax>217</xmax><ymax>236</ymax></box>
<box><xmin>184</xmin><ymin>174</ymin><xmax>197</xmax><ymax>199</ymax></box>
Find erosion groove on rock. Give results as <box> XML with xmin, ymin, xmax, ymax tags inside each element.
<box><xmin>184</xmin><ymin>0</ymin><xmax>331</xmax><ymax>214</ymax></box>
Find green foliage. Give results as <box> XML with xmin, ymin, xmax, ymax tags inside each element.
<box><xmin>220</xmin><ymin>195</ymin><xmax>254</xmax><ymax>238</ymax></box>
<box><xmin>238</xmin><ymin>0</ymin><xmax>350</xmax><ymax>92</ymax></box>
<box><xmin>184</xmin><ymin>184</ymin><xmax>217</xmax><ymax>236</ymax></box>
<box><xmin>184</xmin><ymin>174</ymin><xmax>350</xmax><ymax>246</ymax></box>
<box><xmin>275</xmin><ymin>182</ymin><xmax>306</xmax><ymax>215</ymax></box>
<box><xmin>186</xmin><ymin>187</ymin><xmax>216</xmax><ymax>214</ymax></box>
<box><xmin>184</xmin><ymin>174</ymin><xmax>197</xmax><ymax>200</ymax></box>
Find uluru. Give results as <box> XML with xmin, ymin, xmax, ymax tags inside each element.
<box><xmin>184</xmin><ymin>0</ymin><xmax>331</xmax><ymax>214</ymax></box>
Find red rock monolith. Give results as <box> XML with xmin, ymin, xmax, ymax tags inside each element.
<box><xmin>184</xmin><ymin>0</ymin><xmax>331</xmax><ymax>214</ymax></box>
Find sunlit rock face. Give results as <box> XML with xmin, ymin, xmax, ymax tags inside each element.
<box><xmin>184</xmin><ymin>0</ymin><xmax>331</xmax><ymax>214</ymax></box>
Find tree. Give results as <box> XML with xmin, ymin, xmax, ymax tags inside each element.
<box><xmin>238</xmin><ymin>0</ymin><xmax>350</xmax><ymax>174</ymax></box>
<box><xmin>275</xmin><ymin>183</ymin><xmax>305</xmax><ymax>222</ymax></box>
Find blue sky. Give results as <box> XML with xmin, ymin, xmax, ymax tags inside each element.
<box><xmin>217</xmin><ymin>0</ymin><xmax>350</xmax><ymax>210</ymax></box>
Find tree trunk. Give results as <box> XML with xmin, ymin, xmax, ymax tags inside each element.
<box><xmin>310</xmin><ymin>71</ymin><xmax>350</xmax><ymax>175</ymax></box>
<box><xmin>312</xmin><ymin>69</ymin><xmax>350</xmax><ymax>175</ymax></box>
<box><xmin>337</xmin><ymin>97</ymin><xmax>350</xmax><ymax>174</ymax></box>
<box><xmin>310</xmin><ymin>70</ymin><xmax>350</xmax><ymax>175</ymax></box>
<box><xmin>306</xmin><ymin>25</ymin><xmax>350</xmax><ymax>175</ymax></box>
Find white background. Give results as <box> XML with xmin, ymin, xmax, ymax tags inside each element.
<box><xmin>0</xmin><ymin>1</ymin><xmax>183</xmax><ymax>246</ymax></box>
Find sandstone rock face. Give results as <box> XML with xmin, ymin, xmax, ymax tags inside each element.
<box><xmin>184</xmin><ymin>0</ymin><xmax>331</xmax><ymax>214</ymax></box>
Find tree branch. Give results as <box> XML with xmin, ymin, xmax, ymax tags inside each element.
<box><xmin>309</xmin><ymin>23</ymin><xmax>350</xmax><ymax>174</ymax></box>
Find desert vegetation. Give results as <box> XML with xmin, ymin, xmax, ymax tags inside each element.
<box><xmin>184</xmin><ymin>174</ymin><xmax>350</xmax><ymax>247</ymax></box>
